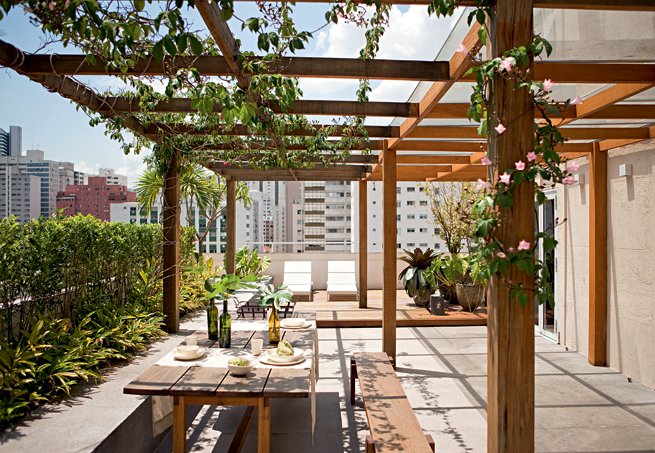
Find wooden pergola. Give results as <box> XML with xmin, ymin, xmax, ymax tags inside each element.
<box><xmin>2</xmin><ymin>1</ymin><xmax>654</xmax><ymax>451</ymax></box>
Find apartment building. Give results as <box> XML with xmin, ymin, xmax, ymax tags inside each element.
<box><xmin>0</xmin><ymin>126</ymin><xmax>22</xmax><ymax>157</ymax></box>
<box><xmin>56</xmin><ymin>176</ymin><xmax>136</xmax><ymax>221</ymax></box>
<box><xmin>0</xmin><ymin>164</ymin><xmax>41</xmax><ymax>222</ymax></box>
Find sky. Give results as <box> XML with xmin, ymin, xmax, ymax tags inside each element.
<box><xmin>0</xmin><ymin>4</ymin><xmax>462</xmax><ymax>186</ymax></box>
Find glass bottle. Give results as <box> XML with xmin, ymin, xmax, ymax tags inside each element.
<box><xmin>219</xmin><ymin>299</ymin><xmax>231</xmax><ymax>348</ymax></box>
<box><xmin>268</xmin><ymin>305</ymin><xmax>280</xmax><ymax>344</ymax></box>
<box><xmin>207</xmin><ymin>298</ymin><xmax>218</xmax><ymax>340</ymax></box>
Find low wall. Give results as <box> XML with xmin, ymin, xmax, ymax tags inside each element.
<box><xmin>208</xmin><ymin>252</ymin><xmax>407</xmax><ymax>290</ymax></box>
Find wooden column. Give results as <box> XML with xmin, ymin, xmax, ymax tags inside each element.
<box><xmin>382</xmin><ymin>141</ymin><xmax>397</xmax><ymax>361</ymax></box>
<box><xmin>162</xmin><ymin>147</ymin><xmax>180</xmax><ymax>333</ymax></box>
<box><xmin>225</xmin><ymin>178</ymin><xmax>237</xmax><ymax>275</ymax></box>
<box><xmin>487</xmin><ymin>1</ymin><xmax>535</xmax><ymax>452</ymax></box>
<box><xmin>588</xmin><ymin>143</ymin><xmax>608</xmax><ymax>366</ymax></box>
<box><xmin>359</xmin><ymin>180</ymin><xmax>368</xmax><ymax>308</ymax></box>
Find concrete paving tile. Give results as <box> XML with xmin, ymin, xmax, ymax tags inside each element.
<box><xmin>394</xmin><ymin>352</ymin><xmax>455</xmax><ymax>376</ymax></box>
<box><xmin>535</xmin><ymin>375</ymin><xmax>610</xmax><ymax>406</ymax></box>
<box><xmin>537</xmin><ymin>351</ymin><xmax>616</xmax><ymax>374</ymax></box>
<box><xmin>574</xmin><ymin>373</ymin><xmax>655</xmax><ymax>405</ymax></box>
<box><xmin>401</xmin><ymin>377</ymin><xmax>485</xmax><ymax>410</ymax></box>
<box><xmin>536</xmin><ymin>405</ymin><xmax>646</xmax><ymax>429</ymax></box>
<box><xmin>540</xmin><ymin>426</ymin><xmax>655</xmax><ymax>452</ymax></box>
<box><xmin>416</xmin><ymin>408</ymin><xmax>487</xmax><ymax>453</ymax></box>
<box><xmin>431</xmin><ymin>326</ymin><xmax>488</xmax><ymax>338</ymax></box>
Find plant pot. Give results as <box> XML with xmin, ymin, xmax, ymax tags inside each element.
<box><xmin>439</xmin><ymin>283</ymin><xmax>458</xmax><ymax>305</ymax></box>
<box><xmin>455</xmin><ymin>283</ymin><xmax>485</xmax><ymax>312</ymax></box>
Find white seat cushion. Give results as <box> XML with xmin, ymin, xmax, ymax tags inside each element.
<box><xmin>328</xmin><ymin>261</ymin><xmax>356</xmax><ymax>273</ymax></box>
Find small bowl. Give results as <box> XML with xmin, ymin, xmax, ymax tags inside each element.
<box><xmin>175</xmin><ymin>345</ymin><xmax>200</xmax><ymax>358</ymax></box>
<box><xmin>228</xmin><ymin>359</ymin><xmax>253</xmax><ymax>376</ymax></box>
<box><xmin>284</xmin><ymin>317</ymin><xmax>306</xmax><ymax>327</ymax></box>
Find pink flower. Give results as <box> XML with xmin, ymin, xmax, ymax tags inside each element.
<box><xmin>527</xmin><ymin>151</ymin><xmax>537</xmax><ymax>162</ymax></box>
<box><xmin>481</xmin><ymin>156</ymin><xmax>492</xmax><ymax>165</ymax></box>
<box><xmin>223</xmin><ymin>161</ymin><xmax>228</xmax><ymax>166</ymax></box>
<box><xmin>571</xmin><ymin>96</ymin><xmax>583</xmax><ymax>105</ymax></box>
<box><xmin>476</xmin><ymin>178</ymin><xmax>491</xmax><ymax>191</ymax></box>
<box><xmin>496</xmin><ymin>252</ymin><xmax>507</xmax><ymax>259</ymax></box>
<box><xmin>456</xmin><ymin>43</ymin><xmax>468</xmax><ymax>54</ymax></box>
<box><xmin>515</xmin><ymin>160</ymin><xmax>526</xmax><ymax>171</ymax></box>
<box><xmin>543</xmin><ymin>79</ymin><xmax>554</xmax><ymax>92</ymax></box>
<box><xmin>499</xmin><ymin>172</ymin><xmax>511</xmax><ymax>184</ymax></box>
<box><xmin>567</xmin><ymin>162</ymin><xmax>579</xmax><ymax>173</ymax></box>
<box><xmin>562</xmin><ymin>175</ymin><xmax>574</xmax><ymax>185</ymax></box>
<box><xmin>517</xmin><ymin>240</ymin><xmax>531</xmax><ymax>251</ymax></box>
<box><xmin>499</xmin><ymin>57</ymin><xmax>515</xmax><ymax>72</ymax></box>
<box><xmin>494</xmin><ymin>123</ymin><xmax>506</xmax><ymax>135</ymax></box>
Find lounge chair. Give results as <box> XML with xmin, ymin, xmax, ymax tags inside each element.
<box><xmin>327</xmin><ymin>260</ymin><xmax>359</xmax><ymax>301</ymax></box>
<box><xmin>283</xmin><ymin>261</ymin><xmax>313</xmax><ymax>301</ymax></box>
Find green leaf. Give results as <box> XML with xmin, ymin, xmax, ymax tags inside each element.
<box><xmin>163</xmin><ymin>36</ymin><xmax>177</xmax><ymax>56</ymax></box>
<box><xmin>189</xmin><ymin>35</ymin><xmax>203</xmax><ymax>56</ymax></box>
<box><xmin>134</xmin><ymin>0</ymin><xmax>145</xmax><ymax>11</ymax></box>
<box><xmin>176</xmin><ymin>33</ymin><xmax>188</xmax><ymax>53</ymax></box>
<box><xmin>152</xmin><ymin>40</ymin><xmax>164</xmax><ymax>61</ymax></box>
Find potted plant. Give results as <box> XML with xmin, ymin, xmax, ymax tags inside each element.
<box><xmin>398</xmin><ymin>248</ymin><xmax>439</xmax><ymax>307</ymax></box>
<box><xmin>449</xmin><ymin>254</ymin><xmax>489</xmax><ymax>312</ymax></box>
<box><xmin>258</xmin><ymin>284</ymin><xmax>293</xmax><ymax>344</ymax></box>
<box><xmin>204</xmin><ymin>274</ymin><xmax>258</xmax><ymax>342</ymax></box>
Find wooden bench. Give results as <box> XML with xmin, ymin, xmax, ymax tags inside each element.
<box><xmin>350</xmin><ymin>352</ymin><xmax>435</xmax><ymax>453</ymax></box>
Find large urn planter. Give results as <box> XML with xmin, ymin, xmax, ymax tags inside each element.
<box><xmin>455</xmin><ymin>283</ymin><xmax>485</xmax><ymax>312</ymax></box>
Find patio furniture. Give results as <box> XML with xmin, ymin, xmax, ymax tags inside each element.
<box><xmin>234</xmin><ymin>291</ymin><xmax>267</xmax><ymax>319</ymax></box>
<box><xmin>327</xmin><ymin>260</ymin><xmax>359</xmax><ymax>301</ymax></box>
<box><xmin>350</xmin><ymin>352</ymin><xmax>435</xmax><ymax>453</ymax></box>
<box><xmin>283</xmin><ymin>261</ymin><xmax>313</xmax><ymax>301</ymax></box>
<box><xmin>124</xmin><ymin>322</ymin><xmax>318</xmax><ymax>453</ymax></box>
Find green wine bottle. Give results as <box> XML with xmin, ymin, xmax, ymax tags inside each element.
<box><xmin>219</xmin><ymin>299</ymin><xmax>231</xmax><ymax>348</ymax></box>
<box><xmin>207</xmin><ymin>298</ymin><xmax>218</xmax><ymax>340</ymax></box>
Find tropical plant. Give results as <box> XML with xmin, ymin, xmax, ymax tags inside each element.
<box><xmin>136</xmin><ymin>163</ymin><xmax>251</xmax><ymax>256</ymax></box>
<box><xmin>398</xmin><ymin>248</ymin><xmax>440</xmax><ymax>307</ymax></box>
<box><xmin>204</xmin><ymin>274</ymin><xmax>258</xmax><ymax>301</ymax></box>
<box><xmin>180</xmin><ymin>257</ymin><xmax>221</xmax><ymax>315</ymax></box>
<box><xmin>258</xmin><ymin>284</ymin><xmax>293</xmax><ymax>311</ymax></box>
<box><xmin>232</xmin><ymin>246</ymin><xmax>271</xmax><ymax>278</ymax></box>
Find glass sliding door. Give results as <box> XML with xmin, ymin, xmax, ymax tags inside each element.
<box><xmin>535</xmin><ymin>192</ymin><xmax>557</xmax><ymax>340</ymax></box>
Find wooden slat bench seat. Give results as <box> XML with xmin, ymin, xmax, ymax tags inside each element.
<box><xmin>350</xmin><ymin>352</ymin><xmax>435</xmax><ymax>453</ymax></box>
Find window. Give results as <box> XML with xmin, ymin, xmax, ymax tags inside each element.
<box><xmin>434</xmin><ymin>243</ymin><xmax>441</xmax><ymax>249</ymax></box>
<box><xmin>407</xmin><ymin>227</ymin><xmax>415</xmax><ymax>233</ymax></box>
<box><xmin>407</xmin><ymin>214</ymin><xmax>415</xmax><ymax>220</ymax></box>
<box><xmin>297</xmin><ymin>210</ymin><xmax>302</xmax><ymax>214</ymax></box>
<box><xmin>419</xmin><ymin>227</ymin><xmax>428</xmax><ymax>233</ymax></box>
<box><xmin>434</xmin><ymin>227</ymin><xmax>440</xmax><ymax>234</ymax></box>
<box><xmin>407</xmin><ymin>200</ymin><xmax>415</xmax><ymax>206</ymax></box>
<box><xmin>396</xmin><ymin>187</ymin><xmax>401</xmax><ymax>194</ymax></box>
<box><xmin>396</xmin><ymin>214</ymin><xmax>400</xmax><ymax>221</ymax></box>
<box><xmin>407</xmin><ymin>187</ymin><xmax>416</xmax><ymax>192</ymax></box>
<box><xmin>419</xmin><ymin>214</ymin><xmax>428</xmax><ymax>220</ymax></box>
<box><xmin>419</xmin><ymin>200</ymin><xmax>428</xmax><ymax>206</ymax></box>
<box><xmin>419</xmin><ymin>187</ymin><xmax>425</xmax><ymax>192</ymax></box>
<box><xmin>297</xmin><ymin>220</ymin><xmax>302</xmax><ymax>224</ymax></box>
<box><xmin>420</xmin><ymin>243</ymin><xmax>428</xmax><ymax>247</ymax></box>
<box><xmin>397</xmin><ymin>243</ymin><xmax>401</xmax><ymax>249</ymax></box>
<box><xmin>407</xmin><ymin>242</ymin><xmax>415</xmax><ymax>247</ymax></box>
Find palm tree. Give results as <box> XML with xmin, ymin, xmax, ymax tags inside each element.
<box><xmin>136</xmin><ymin>163</ymin><xmax>250</xmax><ymax>256</ymax></box>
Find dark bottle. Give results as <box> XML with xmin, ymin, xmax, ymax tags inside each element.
<box><xmin>219</xmin><ymin>299</ymin><xmax>231</xmax><ymax>348</ymax></box>
<box><xmin>207</xmin><ymin>298</ymin><xmax>218</xmax><ymax>340</ymax></box>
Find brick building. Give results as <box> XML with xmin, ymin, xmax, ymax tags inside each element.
<box><xmin>56</xmin><ymin>176</ymin><xmax>136</xmax><ymax>221</ymax></box>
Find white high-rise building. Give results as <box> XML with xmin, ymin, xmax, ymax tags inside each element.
<box><xmin>351</xmin><ymin>181</ymin><xmax>447</xmax><ymax>254</ymax></box>
<box><xmin>0</xmin><ymin>164</ymin><xmax>41</xmax><ymax>222</ymax></box>
<box><xmin>246</xmin><ymin>181</ymin><xmax>288</xmax><ymax>253</ymax></box>
<box><xmin>0</xmin><ymin>126</ymin><xmax>22</xmax><ymax>157</ymax></box>
<box><xmin>98</xmin><ymin>168</ymin><xmax>127</xmax><ymax>186</ymax></box>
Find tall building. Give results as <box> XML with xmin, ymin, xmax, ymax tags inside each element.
<box><xmin>0</xmin><ymin>164</ymin><xmax>41</xmax><ymax>222</ymax></box>
<box><xmin>56</xmin><ymin>176</ymin><xmax>136</xmax><ymax>221</ymax></box>
<box><xmin>290</xmin><ymin>181</ymin><xmax>352</xmax><ymax>253</ymax></box>
<box><xmin>351</xmin><ymin>181</ymin><xmax>448</xmax><ymax>253</ymax></box>
<box><xmin>0</xmin><ymin>126</ymin><xmax>22</xmax><ymax>157</ymax></box>
<box><xmin>246</xmin><ymin>181</ymin><xmax>288</xmax><ymax>252</ymax></box>
<box><xmin>98</xmin><ymin>168</ymin><xmax>127</xmax><ymax>186</ymax></box>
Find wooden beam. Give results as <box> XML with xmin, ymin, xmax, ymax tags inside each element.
<box><xmin>103</xmin><ymin>97</ymin><xmax>418</xmax><ymax>118</ymax></box>
<box><xmin>428</xmin><ymin>103</ymin><xmax>655</xmax><ymax>120</ymax></box>
<box><xmin>217</xmin><ymin>169</ymin><xmax>368</xmax><ymax>181</ymax></box>
<box><xmin>0</xmin><ymin>40</ymin><xmax>148</xmax><ymax>139</ymax></box>
<box><xmin>17</xmin><ymin>54</ymin><xmax>451</xmax><ymax>81</ymax></box>
<box><xmin>561</xmin><ymin>84</ymin><xmax>654</xmax><ymax>126</ymax></box>
<box><xmin>487</xmin><ymin>1</ymin><xmax>535</xmax><ymax>452</ymax></box>
<box><xmin>195</xmin><ymin>140</ymin><xmax>381</xmax><ymax>152</ymax></box>
<box><xmin>162</xmin><ymin>148</ymin><xmax>181</xmax><ymax>333</ymax></box>
<box><xmin>389</xmin><ymin>23</ymin><xmax>481</xmax><ymax>149</ymax></box>
<box><xmin>196</xmin><ymin>0</ymin><xmax>249</xmax><ymax>88</ymax></box>
<box><xmin>359</xmin><ymin>180</ymin><xmax>368</xmax><ymax>309</ymax></box>
<box><xmin>148</xmin><ymin>123</ymin><xmax>397</xmax><ymax>138</ymax></box>
<box><xmin>225</xmin><ymin>179</ymin><xmax>237</xmax><ymax>274</ymax></box>
<box><xmin>382</xmin><ymin>142</ymin><xmax>397</xmax><ymax>362</ymax></box>
<box><xmin>408</xmin><ymin>126</ymin><xmax>652</xmax><ymax>140</ymax></box>
<box><xmin>397</xmin><ymin>155</ymin><xmax>471</xmax><ymax>165</ymax></box>
<box><xmin>588</xmin><ymin>143</ymin><xmax>608</xmax><ymax>366</ymax></box>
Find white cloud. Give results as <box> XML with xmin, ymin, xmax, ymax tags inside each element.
<box><xmin>77</xmin><ymin>151</ymin><xmax>149</xmax><ymax>188</ymax></box>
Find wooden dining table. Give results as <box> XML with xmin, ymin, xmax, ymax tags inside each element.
<box><xmin>123</xmin><ymin>321</ymin><xmax>317</xmax><ymax>453</ymax></box>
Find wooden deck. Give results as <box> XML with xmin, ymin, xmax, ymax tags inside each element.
<box><xmin>297</xmin><ymin>290</ymin><xmax>487</xmax><ymax>328</ymax></box>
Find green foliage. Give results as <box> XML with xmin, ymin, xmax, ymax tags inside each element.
<box><xmin>204</xmin><ymin>273</ymin><xmax>258</xmax><ymax>301</ymax></box>
<box><xmin>232</xmin><ymin>246</ymin><xmax>271</xmax><ymax>278</ymax></box>
<box><xmin>258</xmin><ymin>284</ymin><xmax>293</xmax><ymax>311</ymax></box>
<box><xmin>180</xmin><ymin>256</ymin><xmax>221</xmax><ymax>315</ymax></box>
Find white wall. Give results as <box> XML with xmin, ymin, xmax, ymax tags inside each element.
<box><xmin>556</xmin><ymin>139</ymin><xmax>655</xmax><ymax>387</ymax></box>
<box><xmin>208</xmin><ymin>252</ymin><xmax>407</xmax><ymax>290</ymax></box>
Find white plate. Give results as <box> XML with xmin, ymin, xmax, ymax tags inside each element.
<box><xmin>259</xmin><ymin>353</ymin><xmax>306</xmax><ymax>367</ymax></box>
<box><xmin>280</xmin><ymin>320</ymin><xmax>312</xmax><ymax>330</ymax></box>
<box><xmin>267</xmin><ymin>348</ymin><xmax>304</xmax><ymax>363</ymax></box>
<box><xmin>173</xmin><ymin>347</ymin><xmax>206</xmax><ymax>361</ymax></box>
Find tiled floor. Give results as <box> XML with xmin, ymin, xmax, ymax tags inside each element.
<box><xmin>157</xmin><ymin>325</ymin><xmax>655</xmax><ymax>452</ymax></box>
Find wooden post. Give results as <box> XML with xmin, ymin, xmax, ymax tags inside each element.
<box><xmin>162</xmin><ymin>147</ymin><xmax>180</xmax><ymax>333</ymax></box>
<box><xmin>359</xmin><ymin>180</ymin><xmax>368</xmax><ymax>308</ymax></box>
<box><xmin>487</xmin><ymin>1</ymin><xmax>535</xmax><ymax>452</ymax></box>
<box><xmin>382</xmin><ymin>141</ymin><xmax>397</xmax><ymax>362</ymax></box>
<box><xmin>226</xmin><ymin>179</ymin><xmax>237</xmax><ymax>275</ymax></box>
<box><xmin>588</xmin><ymin>143</ymin><xmax>608</xmax><ymax>366</ymax></box>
